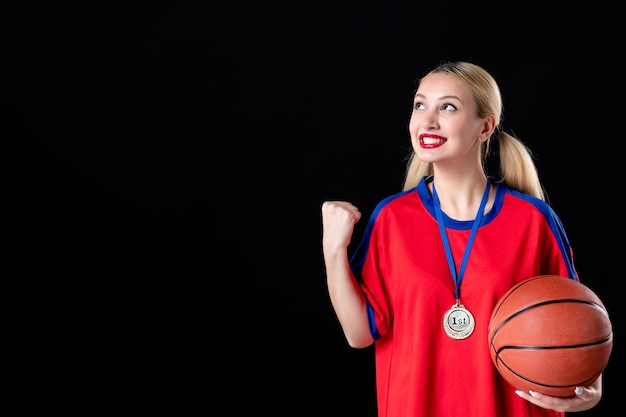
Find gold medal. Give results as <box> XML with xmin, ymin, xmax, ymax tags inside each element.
<box><xmin>442</xmin><ymin>301</ymin><xmax>475</xmax><ymax>339</ymax></box>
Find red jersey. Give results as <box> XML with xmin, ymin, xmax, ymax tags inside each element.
<box><xmin>350</xmin><ymin>176</ymin><xmax>577</xmax><ymax>417</ymax></box>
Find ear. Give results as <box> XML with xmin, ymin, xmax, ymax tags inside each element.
<box><xmin>478</xmin><ymin>114</ymin><xmax>497</xmax><ymax>143</ymax></box>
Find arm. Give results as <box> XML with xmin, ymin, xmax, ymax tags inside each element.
<box><xmin>321</xmin><ymin>201</ymin><xmax>374</xmax><ymax>348</ymax></box>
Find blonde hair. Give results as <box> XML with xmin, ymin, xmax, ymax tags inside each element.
<box><xmin>402</xmin><ymin>61</ymin><xmax>546</xmax><ymax>201</ymax></box>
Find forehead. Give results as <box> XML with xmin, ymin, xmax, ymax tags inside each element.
<box><xmin>415</xmin><ymin>72</ymin><xmax>472</xmax><ymax>101</ymax></box>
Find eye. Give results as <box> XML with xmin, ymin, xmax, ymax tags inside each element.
<box><xmin>442</xmin><ymin>103</ymin><xmax>457</xmax><ymax>111</ymax></box>
<box><xmin>413</xmin><ymin>101</ymin><xmax>425</xmax><ymax>110</ymax></box>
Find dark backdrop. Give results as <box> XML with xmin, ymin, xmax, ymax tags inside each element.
<box><xmin>5</xmin><ymin>2</ymin><xmax>622</xmax><ymax>415</ymax></box>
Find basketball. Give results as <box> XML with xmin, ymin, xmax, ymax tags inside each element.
<box><xmin>488</xmin><ymin>275</ymin><xmax>613</xmax><ymax>397</ymax></box>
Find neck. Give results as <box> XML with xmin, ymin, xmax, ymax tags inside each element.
<box><xmin>430</xmin><ymin>171</ymin><xmax>491</xmax><ymax>221</ymax></box>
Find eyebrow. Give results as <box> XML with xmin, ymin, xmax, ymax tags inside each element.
<box><xmin>414</xmin><ymin>93</ymin><xmax>462</xmax><ymax>101</ymax></box>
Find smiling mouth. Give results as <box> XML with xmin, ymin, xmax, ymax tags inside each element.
<box><xmin>419</xmin><ymin>135</ymin><xmax>446</xmax><ymax>148</ymax></box>
<box><xmin>421</xmin><ymin>137</ymin><xmax>445</xmax><ymax>145</ymax></box>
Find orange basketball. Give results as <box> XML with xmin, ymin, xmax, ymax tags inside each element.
<box><xmin>487</xmin><ymin>275</ymin><xmax>613</xmax><ymax>397</ymax></box>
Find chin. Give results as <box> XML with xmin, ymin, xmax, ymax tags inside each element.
<box><xmin>415</xmin><ymin>151</ymin><xmax>438</xmax><ymax>162</ymax></box>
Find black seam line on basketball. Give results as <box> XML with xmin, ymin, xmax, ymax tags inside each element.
<box><xmin>490</xmin><ymin>299</ymin><xmax>606</xmax><ymax>343</ymax></box>
<box><xmin>494</xmin><ymin>336</ymin><xmax>612</xmax><ymax>355</ymax></box>
<box><xmin>495</xmin><ymin>360</ymin><xmax>601</xmax><ymax>390</ymax></box>
<box><xmin>490</xmin><ymin>278</ymin><xmax>540</xmax><ymax>318</ymax></box>
<box><xmin>495</xmin><ymin>358</ymin><xmax>603</xmax><ymax>387</ymax></box>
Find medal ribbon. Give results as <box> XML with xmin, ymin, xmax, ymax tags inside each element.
<box><xmin>432</xmin><ymin>181</ymin><xmax>490</xmax><ymax>300</ymax></box>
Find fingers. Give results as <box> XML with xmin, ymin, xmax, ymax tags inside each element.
<box><xmin>573</xmin><ymin>385</ymin><xmax>596</xmax><ymax>402</ymax></box>
<box><xmin>322</xmin><ymin>201</ymin><xmax>362</xmax><ymax>224</ymax></box>
<box><xmin>515</xmin><ymin>386</ymin><xmax>598</xmax><ymax>413</ymax></box>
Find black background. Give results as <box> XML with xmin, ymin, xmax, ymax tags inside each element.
<box><xmin>5</xmin><ymin>1</ymin><xmax>622</xmax><ymax>415</ymax></box>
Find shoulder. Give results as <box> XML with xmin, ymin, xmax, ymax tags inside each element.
<box><xmin>499</xmin><ymin>184</ymin><xmax>564</xmax><ymax>226</ymax></box>
<box><xmin>363</xmin><ymin>188</ymin><xmax>414</xmax><ymax>228</ymax></box>
<box><xmin>375</xmin><ymin>188</ymin><xmax>415</xmax><ymax>210</ymax></box>
<box><xmin>501</xmin><ymin>184</ymin><xmax>554</xmax><ymax>213</ymax></box>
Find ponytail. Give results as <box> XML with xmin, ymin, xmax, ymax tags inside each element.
<box><xmin>497</xmin><ymin>131</ymin><xmax>546</xmax><ymax>201</ymax></box>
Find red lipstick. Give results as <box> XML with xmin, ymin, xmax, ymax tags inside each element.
<box><xmin>419</xmin><ymin>133</ymin><xmax>447</xmax><ymax>148</ymax></box>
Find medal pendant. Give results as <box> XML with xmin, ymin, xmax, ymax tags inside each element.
<box><xmin>443</xmin><ymin>301</ymin><xmax>475</xmax><ymax>339</ymax></box>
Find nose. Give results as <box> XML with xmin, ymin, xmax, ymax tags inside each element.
<box><xmin>412</xmin><ymin>108</ymin><xmax>438</xmax><ymax>131</ymax></box>
<box><xmin>422</xmin><ymin>108</ymin><xmax>439</xmax><ymax>129</ymax></box>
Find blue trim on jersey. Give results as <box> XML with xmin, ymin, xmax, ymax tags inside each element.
<box><xmin>505</xmin><ymin>188</ymin><xmax>578</xmax><ymax>281</ymax></box>
<box><xmin>366</xmin><ymin>302</ymin><xmax>380</xmax><ymax>340</ymax></box>
<box><xmin>350</xmin><ymin>187</ymin><xmax>415</xmax><ymax>272</ymax></box>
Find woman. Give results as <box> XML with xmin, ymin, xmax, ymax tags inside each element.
<box><xmin>321</xmin><ymin>61</ymin><xmax>602</xmax><ymax>416</ymax></box>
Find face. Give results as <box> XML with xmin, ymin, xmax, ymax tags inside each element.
<box><xmin>408</xmin><ymin>72</ymin><xmax>493</xmax><ymax>166</ymax></box>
